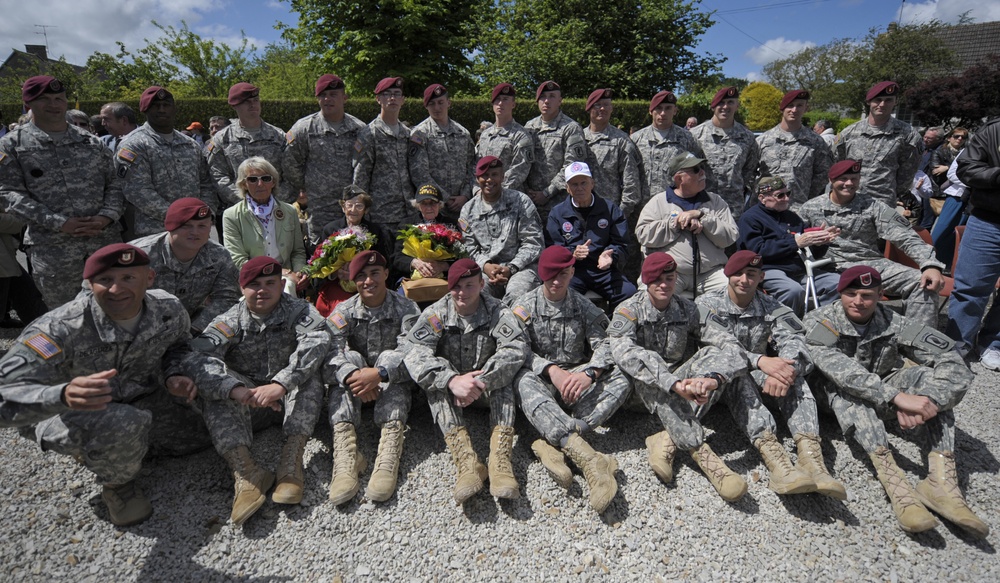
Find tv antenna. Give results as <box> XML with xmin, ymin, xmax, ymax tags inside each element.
<box><xmin>34</xmin><ymin>24</ymin><xmax>57</xmax><ymax>52</ymax></box>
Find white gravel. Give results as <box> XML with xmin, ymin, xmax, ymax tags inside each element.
<box><xmin>1</xmin><ymin>326</ymin><xmax>998</xmax><ymax>582</ymax></box>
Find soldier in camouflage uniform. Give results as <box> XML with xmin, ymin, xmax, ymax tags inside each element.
<box><xmin>513</xmin><ymin>246</ymin><xmax>628</xmax><ymax>513</ymax></box>
<box><xmin>798</xmin><ymin>160</ymin><xmax>946</xmax><ymax>329</ymax></box>
<box><xmin>460</xmin><ymin>156</ymin><xmax>542</xmax><ymax>304</ymax></box>
<box><xmin>0</xmin><ymin>244</ymin><xmax>234</xmax><ymax>527</ymax></box>
<box><xmin>353</xmin><ymin>77</ymin><xmax>437</xmax><ymax>231</ymax></box>
<box><xmin>524</xmin><ymin>81</ymin><xmax>587</xmax><ymax>221</ymax></box>
<box><xmin>696</xmin><ymin>251</ymin><xmax>845</xmax><ymax>499</ymax></box>
<box><xmin>690</xmin><ymin>87</ymin><xmax>760</xmax><ymax>220</ymax></box>
<box><xmin>403</xmin><ymin>259</ymin><xmax>528</xmax><ymax>504</ymax></box>
<box><xmin>475</xmin><ymin>83</ymin><xmax>534</xmax><ymax>193</ymax></box>
<box><xmin>608</xmin><ymin>252</ymin><xmax>750</xmax><ymax>501</ymax></box>
<box><xmin>630</xmin><ymin>90</ymin><xmax>707</xmax><ymax>204</ymax></box>
<box><xmin>130</xmin><ymin>198</ymin><xmax>240</xmax><ymax>334</ymax></box>
<box><xmin>413</xmin><ymin>84</ymin><xmax>476</xmax><ymax>221</ymax></box>
<box><xmin>324</xmin><ymin>251</ymin><xmax>421</xmax><ymax>506</ymax></box>
<box><xmin>115</xmin><ymin>86</ymin><xmax>218</xmax><ymax>238</ymax></box>
<box><xmin>804</xmin><ymin>266</ymin><xmax>988</xmax><ymax>537</ymax></box>
<box><xmin>582</xmin><ymin>89</ymin><xmax>642</xmax><ymax>220</ymax></box>
<box><xmin>756</xmin><ymin>90</ymin><xmax>834</xmax><ymax>208</ymax></box>
<box><xmin>282</xmin><ymin>75</ymin><xmax>367</xmax><ymax>243</ymax></box>
<box><xmin>835</xmin><ymin>82</ymin><xmax>922</xmax><ymax>208</ymax></box>
<box><xmin>207</xmin><ymin>83</ymin><xmax>290</xmax><ymax>210</ymax></box>
<box><xmin>191</xmin><ymin>256</ymin><xmax>332</xmax><ymax>523</ymax></box>
<box><xmin>0</xmin><ymin>76</ymin><xmax>123</xmax><ymax>309</ymax></box>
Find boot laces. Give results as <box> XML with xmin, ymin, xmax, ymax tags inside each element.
<box><xmin>760</xmin><ymin>437</ymin><xmax>795</xmax><ymax>473</ymax></box>
<box><xmin>333</xmin><ymin>434</ymin><xmax>356</xmax><ymax>475</ymax></box>
<box><xmin>698</xmin><ymin>448</ymin><xmax>730</xmax><ymax>482</ymax></box>
<box><xmin>494</xmin><ymin>431</ymin><xmax>514</xmax><ymax>473</ymax></box>
<box><xmin>876</xmin><ymin>450</ymin><xmax>919</xmax><ymax>507</ymax></box>
<box><xmin>375</xmin><ymin>424</ymin><xmax>402</xmax><ymax>472</ymax></box>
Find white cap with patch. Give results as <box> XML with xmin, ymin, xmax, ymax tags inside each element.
<box><xmin>564</xmin><ymin>161</ymin><xmax>592</xmax><ymax>181</ymax></box>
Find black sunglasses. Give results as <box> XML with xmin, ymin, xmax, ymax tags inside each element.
<box><xmin>246</xmin><ymin>175</ymin><xmax>274</xmax><ymax>184</ymax></box>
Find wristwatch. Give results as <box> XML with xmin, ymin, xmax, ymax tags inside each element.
<box><xmin>377</xmin><ymin>366</ymin><xmax>389</xmax><ymax>382</ymax></box>
<box><xmin>505</xmin><ymin>264</ymin><xmax>519</xmax><ymax>276</ymax></box>
<box><xmin>703</xmin><ymin>372</ymin><xmax>724</xmax><ymax>386</ymax></box>
<box><xmin>584</xmin><ymin>368</ymin><xmax>599</xmax><ymax>381</ymax></box>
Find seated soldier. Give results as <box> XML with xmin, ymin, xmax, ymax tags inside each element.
<box><xmin>0</xmin><ymin>244</ymin><xmax>229</xmax><ymax>526</ymax></box>
<box><xmin>545</xmin><ymin>162</ymin><xmax>636</xmax><ymax>308</ymax></box>
<box><xmin>131</xmin><ymin>197</ymin><xmax>240</xmax><ymax>334</ymax></box>
<box><xmin>325</xmin><ymin>251</ymin><xmax>421</xmax><ymax>505</ymax></box>
<box><xmin>512</xmin><ymin>246</ymin><xmax>630</xmax><ymax>513</ymax></box>
<box><xmin>798</xmin><ymin>160</ymin><xmax>946</xmax><ymax>329</ymax></box>
<box><xmin>696</xmin><ymin>251</ymin><xmax>845</xmax><ymax>499</ymax></box>
<box><xmin>804</xmin><ymin>266</ymin><xmax>988</xmax><ymax>537</ymax></box>
<box><xmin>737</xmin><ymin>176</ymin><xmax>841</xmax><ymax>316</ymax></box>
<box><xmin>635</xmin><ymin>153</ymin><xmax>738</xmax><ymax>299</ymax></box>
<box><xmin>459</xmin><ymin>156</ymin><xmax>542</xmax><ymax>304</ymax></box>
<box><xmin>191</xmin><ymin>256</ymin><xmax>331</xmax><ymax>524</ymax></box>
<box><xmin>608</xmin><ymin>252</ymin><xmax>749</xmax><ymax>501</ymax></box>
<box><xmin>403</xmin><ymin>258</ymin><xmax>527</xmax><ymax>503</ymax></box>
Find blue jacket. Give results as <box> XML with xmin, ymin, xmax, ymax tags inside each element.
<box><xmin>737</xmin><ymin>202</ymin><xmax>828</xmax><ymax>276</ymax></box>
<box><xmin>545</xmin><ymin>194</ymin><xmax>630</xmax><ymax>271</ymax></box>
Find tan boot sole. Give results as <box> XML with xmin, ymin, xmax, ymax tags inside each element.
<box><xmin>329</xmin><ymin>454</ymin><xmax>367</xmax><ymax>506</ymax></box>
<box><xmin>272</xmin><ymin>480</ymin><xmax>304</xmax><ymax>505</ymax></box>
<box><xmin>365</xmin><ymin>471</ymin><xmax>398</xmax><ymax>503</ymax></box>
<box><xmin>232</xmin><ymin>470</ymin><xmax>274</xmax><ymax>526</ymax></box>
<box><xmin>915</xmin><ymin>484</ymin><xmax>989</xmax><ymax>538</ymax></box>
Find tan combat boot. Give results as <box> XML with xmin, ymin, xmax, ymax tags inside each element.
<box><xmin>531</xmin><ymin>439</ymin><xmax>572</xmax><ymax>488</ymax></box>
<box><xmin>915</xmin><ymin>451</ymin><xmax>989</xmax><ymax>538</ymax></box>
<box><xmin>691</xmin><ymin>443</ymin><xmax>747</xmax><ymax>502</ymax></box>
<box><xmin>444</xmin><ymin>426</ymin><xmax>487</xmax><ymax>504</ymax></box>
<box><xmin>645</xmin><ymin>430</ymin><xmax>677</xmax><ymax>484</ymax></box>
<box><xmin>754</xmin><ymin>431</ymin><xmax>815</xmax><ymax>495</ymax></box>
<box><xmin>365</xmin><ymin>420</ymin><xmax>405</xmax><ymax>502</ymax></box>
<box><xmin>488</xmin><ymin>425</ymin><xmax>520</xmax><ymax>499</ymax></box>
<box><xmin>869</xmin><ymin>446</ymin><xmax>938</xmax><ymax>533</ymax></box>
<box><xmin>794</xmin><ymin>433</ymin><xmax>847</xmax><ymax>500</ymax></box>
<box><xmin>101</xmin><ymin>480</ymin><xmax>153</xmax><ymax>527</ymax></box>
<box><xmin>222</xmin><ymin>446</ymin><xmax>274</xmax><ymax>526</ymax></box>
<box><xmin>272</xmin><ymin>434</ymin><xmax>308</xmax><ymax>504</ymax></box>
<box><xmin>328</xmin><ymin>422</ymin><xmax>367</xmax><ymax>506</ymax></box>
<box><xmin>562</xmin><ymin>433</ymin><xmax>618</xmax><ymax>514</ymax></box>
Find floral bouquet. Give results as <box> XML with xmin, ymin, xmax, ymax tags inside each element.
<box><xmin>398</xmin><ymin>222</ymin><xmax>467</xmax><ymax>279</ymax></box>
<box><xmin>306</xmin><ymin>226</ymin><xmax>376</xmax><ymax>292</ymax></box>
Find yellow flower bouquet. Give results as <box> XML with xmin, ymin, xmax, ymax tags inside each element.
<box><xmin>305</xmin><ymin>226</ymin><xmax>376</xmax><ymax>292</ymax></box>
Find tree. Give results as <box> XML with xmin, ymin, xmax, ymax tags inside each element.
<box><xmin>906</xmin><ymin>54</ymin><xmax>1000</xmax><ymax>131</ymax></box>
<box><xmin>250</xmin><ymin>42</ymin><xmax>318</xmax><ymax>100</ymax></box>
<box><xmin>761</xmin><ymin>39</ymin><xmax>860</xmax><ymax>111</ymax></box>
<box><xmin>474</xmin><ymin>0</ymin><xmax>724</xmax><ymax>99</ymax></box>
<box><xmin>740</xmin><ymin>82</ymin><xmax>783</xmax><ymax>131</ymax></box>
<box><xmin>279</xmin><ymin>0</ymin><xmax>486</xmax><ymax>96</ymax></box>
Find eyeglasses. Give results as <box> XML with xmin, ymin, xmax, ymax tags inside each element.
<box><xmin>682</xmin><ymin>165</ymin><xmax>706</xmax><ymax>174</ymax></box>
<box><xmin>245</xmin><ymin>175</ymin><xmax>273</xmax><ymax>184</ymax></box>
<box><xmin>951</xmin><ymin>134</ymin><xmax>967</xmax><ymax>140</ymax></box>
<box><xmin>72</xmin><ymin>121</ymin><xmax>90</xmax><ymax>128</ymax></box>
<box><xmin>766</xmin><ymin>190</ymin><xmax>791</xmax><ymax>199</ymax></box>
<box><xmin>379</xmin><ymin>91</ymin><xmax>404</xmax><ymax>99</ymax></box>
<box><xmin>342</xmin><ymin>202</ymin><xmax>366</xmax><ymax>210</ymax></box>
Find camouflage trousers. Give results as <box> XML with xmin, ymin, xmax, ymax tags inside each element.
<box><xmin>842</xmin><ymin>258</ymin><xmax>940</xmax><ymax>329</ymax></box>
<box><xmin>28</xmin><ymin>236</ymin><xmax>120</xmax><ymax>310</ymax></box>
<box><xmin>485</xmin><ymin>266</ymin><xmax>542</xmax><ymax>307</ymax></box>
<box><xmin>328</xmin><ymin>352</ymin><xmax>412</xmax><ymax>427</ymax></box>
<box><xmin>809</xmin><ymin>366</ymin><xmax>955</xmax><ymax>454</ymax></box>
<box><xmin>515</xmin><ymin>365</ymin><xmax>631</xmax><ymax>447</ymax></box>
<box><xmin>426</xmin><ymin>384</ymin><xmax>516</xmax><ymax>435</ymax></box>
<box><xmin>697</xmin><ymin>372</ymin><xmax>820</xmax><ymax>442</ymax></box>
<box><xmin>23</xmin><ymin>389</ymin><xmax>214</xmax><ymax>485</ymax></box>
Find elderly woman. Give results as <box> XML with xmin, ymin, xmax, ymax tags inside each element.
<box><xmin>392</xmin><ymin>184</ymin><xmax>462</xmax><ymax>278</ymax></box>
<box><xmin>224</xmin><ymin>157</ymin><xmax>307</xmax><ymax>295</ymax></box>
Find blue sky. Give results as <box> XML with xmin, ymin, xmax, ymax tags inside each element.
<box><xmin>2</xmin><ymin>0</ymin><xmax>998</xmax><ymax>87</ymax></box>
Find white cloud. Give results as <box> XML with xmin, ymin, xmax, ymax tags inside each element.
<box><xmin>745</xmin><ymin>71</ymin><xmax>761</xmax><ymax>82</ymax></box>
<box><xmin>901</xmin><ymin>0</ymin><xmax>1000</xmax><ymax>24</ymax></box>
<box><xmin>745</xmin><ymin>37</ymin><xmax>816</xmax><ymax>66</ymax></box>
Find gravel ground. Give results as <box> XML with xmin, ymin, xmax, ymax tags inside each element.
<box><xmin>0</xmin><ymin>325</ymin><xmax>997</xmax><ymax>583</ymax></box>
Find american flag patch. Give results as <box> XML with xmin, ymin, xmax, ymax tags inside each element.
<box><xmin>354</xmin><ymin>139</ymin><xmax>363</xmax><ymax>153</ymax></box>
<box><xmin>206</xmin><ymin>142</ymin><xmax>214</xmax><ymax>153</ymax></box>
<box><xmin>0</xmin><ymin>152</ymin><xmax>8</xmax><ymax>165</ymax></box>
<box><xmin>616</xmin><ymin>307</ymin><xmax>637</xmax><ymax>322</ymax></box>
<box><xmin>428</xmin><ymin>314</ymin><xmax>443</xmax><ymax>333</ymax></box>
<box><xmin>512</xmin><ymin>306</ymin><xmax>530</xmax><ymax>322</ymax></box>
<box><xmin>285</xmin><ymin>131</ymin><xmax>295</xmax><ymax>145</ymax></box>
<box><xmin>24</xmin><ymin>333</ymin><xmax>61</xmax><ymax>359</ymax></box>
<box><xmin>214</xmin><ymin>322</ymin><xmax>235</xmax><ymax>338</ymax></box>
<box><xmin>117</xmin><ymin>148</ymin><xmax>137</xmax><ymax>163</ymax></box>
<box><xmin>329</xmin><ymin>313</ymin><xmax>348</xmax><ymax>329</ymax></box>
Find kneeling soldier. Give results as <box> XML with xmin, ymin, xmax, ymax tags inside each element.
<box><xmin>513</xmin><ymin>246</ymin><xmax>630</xmax><ymax>513</ymax></box>
<box><xmin>804</xmin><ymin>266</ymin><xmax>988</xmax><ymax>537</ymax></box>
<box><xmin>325</xmin><ymin>251</ymin><xmax>420</xmax><ymax>505</ymax></box>
<box><xmin>404</xmin><ymin>259</ymin><xmax>528</xmax><ymax>503</ymax></box>
<box><xmin>192</xmin><ymin>256</ymin><xmax>331</xmax><ymax>524</ymax></box>
<box><xmin>609</xmin><ymin>253</ymin><xmax>749</xmax><ymax>501</ymax></box>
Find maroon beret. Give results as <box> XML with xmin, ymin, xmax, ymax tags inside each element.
<box><xmin>139</xmin><ymin>86</ymin><xmax>173</xmax><ymax>113</ymax></box>
<box><xmin>239</xmin><ymin>256</ymin><xmax>283</xmax><ymax>287</ymax></box>
<box><xmin>448</xmin><ymin>258</ymin><xmax>482</xmax><ymax>290</ymax></box>
<box><xmin>315</xmin><ymin>74</ymin><xmax>345</xmax><ymax>96</ymax></box>
<box><xmin>375</xmin><ymin>77</ymin><xmax>403</xmax><ymax>94</ymax></box>
<box><xmin>22</xmin><ymin>76</ymin><xmax>64</xmax><ymax>103</ymax></box>
<box><xmin>724</xmin><ymin>250</ymin><xmax>764</xmax><ymax>277</ymax></box>
<box><xmin>829</xmin><ymin>159</ymin><xmax>862</xmax><ymax>181</ymax></box>
<box><xmin>83</xmin><ymin>244</ymin><xmax>150</xmax><ymax>280</ymax></box>
<box><xmin>423</xmin><ymin>83</ymin><xmax>447</xmax><ymax>106</ymax></box>
<box><xmin>349</xmin><ymin>250</ymin><xmax>387</xmax><ymax>281</ymax></box>
<box><xmin>491</xmin><ymin>83</ymin><xmax>515</xmax><ymax>102</ymax></box>
<box><xmin>641</xmin><ymin>252</ymin><xmax>677</xmax><ymax>285</ymax></box>
<box><xmin>586</xmin><ymin>89</ymin><xmax>612</xmax><ymax>112</ymax></box>
<box><xmin>866</xmin><ymin>81</ymin><xmax>899</xmax><ymax>102</ymax></box>
<box><xmin>779</xmin><ymin>89</ymin><xmax>810</xmax><ymax>110</ymax></box>
<box><xmin>228</xmin><ymin>82</ymin><xmax>259</xmax><ymax>106</ymax></box>
<box><xmin>649</xmin><ymin>90</ymin><xmax>677</xmax><ymax>112</ymax></box>
<box><xmin>837</xmin><ymin>265</ymin><xmax>882</xmax><ymax>293</ymax></box>
<box><xmin>474</xmin><ymin>156</ymin><xmax>503</xmax><ymax>177</ymax></box>
<box><xmin>536</xmin><ymin>80</ymin><xmax>560</xmax><ymax>100</ymax></box>
<box><xmin>164</xmin><ymin>197</ymin><xmax>213</xmax><ymax>231</ymax></box>
<box><xmin>537</xmin><ymin>246</ymin><xmax>575</xmax><ymax>281</ymax></box>
<box><xmin>710</xmin><ymin>86</ymin><xmax>739</xmax><ymax>109</ymax></box>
